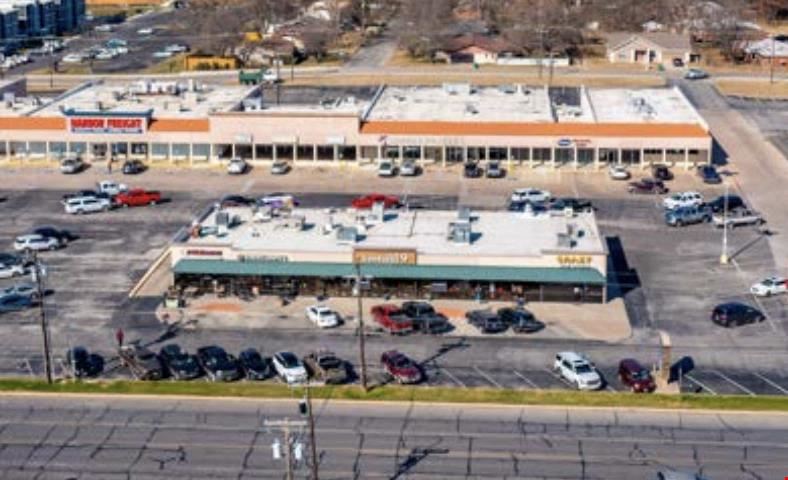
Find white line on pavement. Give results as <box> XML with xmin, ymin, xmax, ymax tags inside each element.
<box><xmin>513</xmin><ymin>370</ymin><xmax>539</xmax><ymax>389</ymax></box>
<box><xmin>473</xmin><ymin>366</ymin><xmax>503</xmax><ymax>389</ymax></box>
<box><xmin>753</xmin><ymin>372</ymin><xmax>788</xmax><ymax>395</ymax></box>
<box><xmin>241</xmin><ymin>178</ymin><xmax>255</xmax><ymax>194</ymax></box>
<box><xmin>441</xmin><ymin>368</ymin><xmax>466</xmax><ymax>388</ymax></box>
<box><xmin>684</xmin><ymin>374</ymin><xmax>718</xmax><ymax>395</ymax></box>
<box><xmin>711</xmin><ymin>370</ymin><xmax>755</xmax><ymax>396</ymax></box>
<box><xmin>731</xmin><ymin>258</ymin><xmax>779</xmax><ymax>333</ymax></box>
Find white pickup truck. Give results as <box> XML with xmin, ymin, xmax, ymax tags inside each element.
<box><xmin>97</xmin><ymin>180</ymin><xmax>128</xmax><ymax>196</ymax></box>
<box><xmin>712</xmin><ymin>209</ymin><xmax>765</xmax><ymax>229</ymax></box>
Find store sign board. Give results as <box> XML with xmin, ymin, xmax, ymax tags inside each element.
<box><xmin>185</xmin><ymin>248</ymin><xmax>223</xmax><ymax>257</ymax></box>
<box><xmin>239</xmin><ymin>255</ymin><xmax>290</xmax><ymax>263</ymax></box>
<box><xmin>353</xmin><ymin>248</ymin><xmax>417</xmax><ymax>265</ymax></box>
<box><xmin>556</xmin><ymin>254</ymin><xmax>593</xmax><ymax>267</ymax></box>
<box><xmin>69</xmin><ymin>116</ymin><xmax>147</xmax><ymax>134</ymax></box>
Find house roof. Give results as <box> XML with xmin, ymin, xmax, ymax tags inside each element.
<box><xmin>440</xmin><ymin>34</ymin><xmax>519</xmax><ymax>54</ymax></box>
<box><xmin>607</xmin><ymin>32</ymin><xmax>692</xmax><ymax>52</ymax></box>
<box><xmin>741</xmin><ymin>38</ymin><xmax>788</xmax><ymax>58</ymax></box>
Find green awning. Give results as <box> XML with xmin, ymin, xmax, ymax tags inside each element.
<box><xmin>173</xmin><ymin>259</ymin><xmax>606</xmax><ymax>285</ymax></box>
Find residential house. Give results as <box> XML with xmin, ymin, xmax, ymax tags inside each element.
<box><xmin>606</xmin><ymin>32</ymin><xmax>697</xmax><ymax>65</ymax></box>
<box><xmin>738</xmin><ymin>38</ymin><xmax>788</xmax><ymax>67</ymax></box>
<box><xmin>435</xmin><ymin>34</ymin><xmax>521</xmax><ymax>65</ymax></box>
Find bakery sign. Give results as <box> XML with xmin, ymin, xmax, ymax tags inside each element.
<box><xmin>353</xmin><ymin>248</ymin><xmax>417</xmax><ymax>265</ymax></box>
<box><xmin>64</xmin><ymin>108</ymin><xmax>152</xmax><ymax>134</ymax></box>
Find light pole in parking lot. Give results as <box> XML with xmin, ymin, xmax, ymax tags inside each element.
<box><xmin>354</xmin><ymin>262</ymin><xmax>369</xmax><ymax>391</ymax></box>
<box><xmin>720</xmin><ymin>182</ymin><xmax>730</xmax><ymax>265</ymax></box>
<box><xmin>27</xmin><ymin>251</ymin><xmax>53</xmax><ymax>384</ymax></box>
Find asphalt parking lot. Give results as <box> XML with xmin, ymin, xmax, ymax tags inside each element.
<box><xmin>1</xmin><ymin>167</ymin><xmax>786</xmax><ymax>397</ymax></box>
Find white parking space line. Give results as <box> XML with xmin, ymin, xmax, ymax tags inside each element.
<box><xmin>543</xmin><ymin>367</ymin><xmax>567</xmax><ymax>384</ymax></box>
<box><xmin>684</xmin><ymin>374</ymin><xmax>718</xmax><ymax>395</ymax></box>
<box><xmin>473</xmin><ymin>366</ymin><xmax>502</xmax><ymax>389</ymax></box>
<box><xmin>731</xmin><ymin>258</ymin><xmax>779</xmax><ymax>333</ymax></box>
<box><xmin>753</xmin><ymin>372</ymin><xmax>788</xmax><ymax>395</ymax></box>
<box><xmin>241</xmin><ymin>178</ymin><xmax>256</xmax><ymax>194</ymax></box>
<box><xmin>441</xmin><ymin>368</ymin><xmax>466</xmax><ymax>388</ymax></box>
<box><xmin>513</xmin><ymin>370</ymin><xmax>539</xmax><ymax>389</ymax></box>
<box><xmin>711</xmin><ymin>370</ymin><xmax>755</xmax><ymax>396</ymax></box>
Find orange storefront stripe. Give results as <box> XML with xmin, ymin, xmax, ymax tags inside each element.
<box><xmin>0</xmin><ymin>117</ymin><xmax>66</xmax><ymax>130</ymax></box>
<box><xmin>148</xmin><ymin>118</ymin><xmax>210</xmax><ymax>132</ymax></box>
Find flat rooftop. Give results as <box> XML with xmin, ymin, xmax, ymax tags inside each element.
<box><xmin>589</xmin><ymin>88</ymin><xmax>700</xmax><ymax>123</ymax></box>
<box><xmin>34</xmin><ymin>80</ymin><xmax>256</xmax><ymax>118</ymax></box>
<box><xmin>187</xmin><ymin>206</ymin><xmax>605</xmax><ymax>259</ymax></box>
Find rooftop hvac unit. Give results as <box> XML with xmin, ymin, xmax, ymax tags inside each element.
<box><xmin>499</xmin><ymin>84</ymin><xmax>517</xmax><ymax>94</ymax></box>
<box><xmin>443</xmin><ymin>82</ymin><xmax>472</xmax><ymax>96</ymax></box>
<box><xmin>457</xmin><ymin>206</ymin><xmax>472</xmax><ymax>222</ymax></box>
<box><xmin>447</xmin><ymin>220</ymin><xmax>472</xmax><ymax>244</ymax></box>
<box><xmin>367</xmin><ymin>201</ymin><xmax>385</xmax><ymax>224</ymax></box>
<box><xmin>336</xmin><ymin>226</ymin><xmax>359</xmax><ymax>244</ymax></box>
<box><xmin>216</xmin><ymin>211</ymin><xmax>229</xmax><ymax>236</ymax></box>
<box><xmin>465</xmin><ymin>103</ymin><xmax>479</xmax><ymax>115</ymax></box>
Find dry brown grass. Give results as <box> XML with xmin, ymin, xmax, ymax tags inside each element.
<box><xmin>715</xmin><ymin>79</ymin><xmax>788</xmax><ymax>99</ymax></box>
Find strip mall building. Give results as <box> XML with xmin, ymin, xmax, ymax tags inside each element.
<box><xmin>0</xmin><ymin>77</ymin><xmax>713</xmax><ymax>169</ymax></box>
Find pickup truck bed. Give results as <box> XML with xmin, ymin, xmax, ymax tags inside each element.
<box><xmin>713</xmin><ymin>210</ymin><xmax>765</xmax><ymax>228</ymax></box>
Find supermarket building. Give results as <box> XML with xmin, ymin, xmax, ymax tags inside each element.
<box><xmin>0</xmin><ymin>77</ymin><xmax>712</xmax><ymax>169</ymax></box>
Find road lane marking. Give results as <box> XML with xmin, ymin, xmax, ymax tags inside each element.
<box><xmin>684</xmin><ymin>374</ymin><xmax>717</xmax><ymax>395</ymax></box>
<box><xmin>710</xmin><ymin>370</ymin><xmax>755</xmax><ymax>396</ymax></box>
<box><xmin>513</xmin><ymin>370</ymin><xmax>539</xmax><ymax>389</ymax></box>
<box><xmin>473</xmin><ymin>366</ymin><xmax>502</xmax><ymax>389</ymax></box>
<box><xmin>441</xmin><ymin>368</ymin><xmax>466</xmax><ymax>388</ymax></box>
<box><xmin>241</xmin><ymin>178</ymin><xmax>255</xmax><ymax>194</ymax></box>
<box><xmin>753</xmin><ymin>372</ymin><xmax>788</xmax><ymax>395</ymax></box>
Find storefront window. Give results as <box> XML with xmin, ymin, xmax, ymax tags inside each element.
<box><xmin>172</xmin><ymin>144</ymin><xmax>189</xmax><ymax>159</ymax></box>
<box><xmin>151</xmin><ymin>143</ymin><xmax>169</xmax><ymax>158</ymax></box>
<box><xmin>131</xmin><ymin>143</ymin><xmax>148</xmax><ymax>156</ymax></box>
<box><xmin>192</xmin><ymin>144</ymin><xmax>210</xmax><ymax>160</ymax></box>
<box><xmin>532</xmin><ymin>148</ymin><xmax>551</xmax><ymax>163</ymax></box>
<box><xmin>0</xmin><ymin>141</ymin><xmax>7</xmax><ymax>156</ymax></box>
<box><xmin>382</xmin><ymin>146</ymin><xmax>399</xmax><ymax>160</ymax></box>
<box><xmin>621</xmin><ymin>149</ymin><xmax>641</xmax><ymax>166</ymax></box>
<box><xmin>488</xmin><ymin>147</ymin><xmax>507</xmax><ymax>161</ymax></box>
<box><xmin>69</xmin><ymin>142</ymin><xmax>86</xmax><ymax>156</ymax></box>
<box><xmin>446</xmin><ymin>146</ymin><xmax>464</xmax><ymax>163</ymax></box>
<box><xmin>255</xmin><ymin>144</ymin><xmax>273</xmax><ymax>160</ymax></box>
<box><xmin>49</xmin><ymin>141</ymin><xmax>67</xmax><ymax>158</ymax></box>
<box><xmin>466</xmin><ymin>146</ymin><xmax>486</xmax><ymax>161</ymax></box>
<box><xmin>297</xmin><ymin>145</ymin><xmax>314</xmax><ymax>161</ymax></box>
<box><xmin>10</xmin><ymin>141</ymin><xmax>26</xmax><ymax>157</ymax></box>
<box><xmin>235</xmin><ymin>144</ymin><xmax>252</xmax><ymax>159</ymax></box>
<box><xmin>316</xmin><ymin>145</ymin><xmax>335</xmax><ymax>161</ymax></box>
<box><xmin>577</xmin><ymin>148</ymin><xmax>595</xmax><ymax>165</ymax></box>
<box><xmin>511</xmin><ymin>147</ymin><xmax>529</xmax><ymax>162</ymax></box>
<box><xmin>643</xmin><ymin>148</ymin><xmax>662</xmax><ymax>164</ymax></box>
<box><xmin>29</xmin><ymin>141</ymin><xmax>46</xmax><ymax>157</ymax></box>
<box><xmin>598</xmin><ymin>148</ymin><xmax>618</xmax><ymax>164</ymax></box>
<box><xmin>423</xmin><ymin>146</ymin><xmax>442</xmax><ymax>162</ymax></box>
<box><xmin>359</xmin><ymin>146</ymin><xmax>377</xmax><ymax>160</ymax></box>
<box><xmin>213</xmin><ymin>144</ymin><xmax>232</xmax><ymax>159</ymax></box>
<box><xmin>276</xmin><ymin>144</ymin><xmax>293</xmax><ymax>161</ymax></box>
<box><xmin>338</xmin><ymin>145</ymin><xmax>356</xmax><ymax>161</ymax></box>
<box><xmin>402</xmin><ymin>146</ymin><xmax>420</xmax><ymax>160</ymax></box>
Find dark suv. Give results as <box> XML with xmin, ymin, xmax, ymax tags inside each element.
<box><xmin>705</xmin><ymin>194</ymin><xmax>744</xmax><ymax>213</ymax></box>
<box><xmin>497</xmin><ymin>308</ymin><xmax>545</xmax><ymax>333</ymax></box>
<box><xmin>651</xmin><ymin>164</ymin><xmax>673</xmax><ymax>181</ymax></box>
<box><xmin>463</xmin><ymin>161</ymin><xmax>483</xmax><ymax>178</ymax></box>
<box><xmin>401</xmin><ymin>301</ymin><xmax>451</xmax><ymax>334</ymax></box>
<box><xmin>711</xmin><ymin>302</ymin><xmax>765</xmax><ymax>328</ymax></box>
<box><xmin>618</xmin><ymin>358</ymin><xmax>656</xmax><ymax>393</ymax></box>
<box><xmin>466</xmin><ymin>309</ymin><xmax>507</xmax><ymax>334</ymax></box>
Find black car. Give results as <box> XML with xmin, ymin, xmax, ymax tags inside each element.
<box><xmin>159</xmin><ymin>344</ymin><xmax>202</xmax><ymax>380</ymax></box>
<box><xmin>628</xmin><ymin>178</ymin><xmax>668</xmax><ymax>194</ymax></box>
<box><xmin>697</xmin><ymin>165</ymin><xmax>722</xmax><ymax>184</ymax></box>
<box><xmin>32</xmin><ymin>226</ymin><xmax>76</xmax><ymax>246</ymax></box>
<box><xmin>401</xmin><ymin>301</ymin><xmax>452</xmax><ymax>334</ymax></box>
<box><xmin>0</xmin><ymin>294</ymin><xmax>35</xmax><ymax>313</ymax></box>
<box><xmin>466</xmin><ymin>309</ymin><xmax>508</xmax><ymax>334</ymax></box>
<box><xmin>66</xmin><ymin>346</ymin><xmax>104</xmax><ymax>378</ymax></box>
<box><xmin>122</xmin><ymin>159</ymin><xmax>147</xmax><ymax>175</ymax></box>
<box><xmin>485</xmin><ymin>161</ymin><xmax>505</xmax><ymax>178</ymax></box>
<box><xmin>508</xmin><ymin>200</ymin><xmax>548</xmax><ymax>213</ymax></box>
<box><xmin>705</xmin><ymin>194</ymin><xmax>744</xmax><ymax>213</ymax></box>
<box><xmin>463</xmin><ymin>161</ymin><xmax>483</xmax><ymax>178</ymax></box>
<box><xmin>197</xmin><ymin>345</ymin><xmax>241</xmax><ymax>381</ymax></box>
<box><xmin>548</xmin><ymin>197</ymin><xmax>593</xmax><ymax>213</ymax></box>
<box><xmin>219</xmin><ymin>194</ymin><xmax>255</xmax><ymax>208</ymax></box>
<box><xmin>497</xmin><ymin>308</ymin><xmax>545</xmax><ymax>333</ymax></box>
<box><xmin>711</xmin><ymin>302</ymin><xmax>765</xmax><ymax>328</ymax></box>
<box><xmin>651</xmin><ymin>164</ymin><xmax>674</xmax><ymax>181</ymax></box>
<box><xmin>238</xmin><ymin>348</ymin><xmax>273</xmax><ymax>380</ymax></box>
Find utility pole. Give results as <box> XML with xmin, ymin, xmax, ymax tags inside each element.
<box><xmin>769</xmin><ymin>35</ymin><xmax>775</xmax><ymax>85</ymax></box>
<box><xmin>720</xmin><ymin>181</ymin><xmax>730</xmax><ymax>265</ymax></box>
<box><xmin>265</xmin><ymin>418</ymin><xmax>306</xmax><ymax>480</ymax></box>
<box><xmin>28</xmin><ymin>252</ymin><xmax>53</xmax><ymax>384</ymax></box>
<box><xmin>305</xmin><ymin>383</ymin><xmax>319</xmax><ymax>480</ymax></box>
<box><xmin>354</xmin><ymin>262</ymin><xmax>368</xmax><ymax>391</ymax></box>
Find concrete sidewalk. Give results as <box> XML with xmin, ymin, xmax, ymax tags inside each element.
<box><xmin>158</xmin><ymin>293</ymin><xmax>632</xmax><ymax>343</ymax></box>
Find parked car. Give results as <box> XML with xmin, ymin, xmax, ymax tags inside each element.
<box><xmin>399</xmin><ymin>159</ymin><xmax>419</xmax><ymax>176</ymax></box>
<box><xmin>121</xmin><ymin>159</ymin><xmax>146</xmax><ymax>175</ymax></box>
<box><xmin>306</xmin><ymin>305</ymin><xmax>340</xmax><ymax>328</ymax></box>
<box><xmin>466</xmin><ymin>309</ymin><xmax>508</xmax><ymax>334</ymax></box>
<box><xmin>164</xmin><ymin>43</ymin><xmax>189</xmax><ymax>53</ymax></box>
<box><xmin>371</xmin><ymin>304</ymin><xmax>413</xmax><ymax>334</ymax></box>
<box><xmin>628</xmin><ymin>178</ymin><xmax>668</xmax><ymax>194</ymax></box>
<box><xmin>401</xmin><ymin>301</ymin><xmax>451</xmax><ymax>334</ymax></box>
<box><xmin>31</xmin><ymin>226</ymin><xmax>75</xmax><ymax>246</ymax></box>
<box><xmin>0</xmin><ymin>282</ymin><xmax>37</xmax><ymax>300</ymax></box>
<box><xmin>663</xmin><ymin>191</ymin><xmax>703</xmax><ymax>210</ymax></box>
<box><xmin>617</xmin><ymin>358</ymin><xmax>656</xmax><ymax>393</ymax></box>
<box><xmin>227</xmin><ymin>158</ymin><xmax>248</xmax><ymax>175</ymax></box>
<box><xmin>697</xmin><ymin>165</ymin><xmax>721</xmax><ymax>184</ymax></box>
<box><xmin>485</xmin><ymin>161</ymin><xmax>505</xmax><ymax>178</ymax></box>
<box><xmin>272</xmin><ymin>351</ymin><xmax>308</xmax><ymax>384</ymax></box>
<box><xmin>511</xmin><ymin>188</ymin><xmax>551</xmax><ymax>204</ymax></box>
<box><xmin>651</xmin><ymin>164</ymin><xmax>673</xmax><ymax>181</ymax></box>
<box><xmin>13</xmin><ymin>234</ymin><xmax>60</xmax><ymax>252</ymax></box>
<box><xmin>377</xmin><ymin>160</ymin><xmax>397</xmax><ymax>177</ymax></box>
<box><xmin>238</xmin><ymin>348</ymin><xmax>273</xmax><ymax>380</ymax></box>
<box><xmin>554</xmin><ymin>351</ymin><xmax>602</xmax><ymax>390</ymax></box>
<box><xmin>0</xmin><ymin>294</ymin><xmax>35</xmax><ymax>313</ymax></box>
<box><xmin>119</xmin><ymin>344</ymin><xmax>164</xmax><ymax>381</ymax></box>
<box><xmin>303</xmin><ymin>350</ymin><xmax>348</xmax><ymax>384</ymax></box>
<box><xmin>262</xmin><ymin>69</ymin><xmax>279</xmax><ymax>83</ymax></box>
<box><xmin>219</xmin><ymin>194</ymin><xmax>254</xmax><ymax>208</ymax></box>
<box><xmin>381</xmin><ymin>350</ymin><xmax>422</xmax><ymax>384</ymax></box>
<box><xmin>97</xmin><ymin>180</ymin><xmax>127</xmax><ymax>196</ymax></box>
<box><xmin>0</xmin><ymin>260</ymin><xmax>25</xmax><ymax>279</ymax></box>
<box><xmin>63</xmin><ymin>189</ymin><xmax>109</xmax><ymax>201</ymax></box>
<box><xmin>158</xmin><ymin>344</ymin><xmax>202</xmax><ymax>380</ymax></box>
<box><xmin>508</xmin><ymin>200</ymin><xmax>548</xmax><ymax>213</ymax></box>
<box><xmin>750</xmin><ymin>276</ymin><xmax>788</xmax><ymax>297</ymax></box>
<box><xmin>548</xmin><ymin>197</ymin><xmax>593</xmax><ymax>213</ymax></box>
<box><xmin>258</xmin><ymin>193</ymin><xmax>297</xmax><ymax>208</ymax></box>
<box><xmin>61</xmin><ymin>53</ymin><xmax>83</xmax><ymax>63</ymax></box>
<box><xmin>66</xmin><ymin>346</ymin><xmax>104</xmax><ymax>378</ymax></box>
<box><xmin>712</xmin><ymin>209</ymin><xmax>764</xmax><ymax>229</ymax></box>
<box><xmin>656</xmin><ymin>470</ymin><xmax>709</xmax><ymax>480</ymax></box>
<box><xmin>608</xmin><ymin>164</ymin><xmax>631</xmax><ymax>180</ymax></box>
<box><xmin>705</xmin><ymin>194</ymin><xmax>744</xmax><ymax>213</ymax></box>
<box><xmin>113</xmin><ymin>189</ymin><xmax>162</xmax><ymax>208</ymax></box>
<box><xmin>271</xmin><ymin>161</ymin><xmax>290</xmax><ymax>175</ymax></box>
<box><xmin>63</xmin><ymin>196</ymin><xmax>110</xmax><ymax>214</ymax></box>
<box><xmin>497</xmin><ymin>308</ymin><xmax>545</xmax><ymax>333</ymax></box>
<box><xmin>672</xmin><ymin>58</ymin><xmax>684</xmax><ymax>67</ymax></box>
<box><xmin>463</xmin><ymin>161</ymin><xmax>483</xmax><ymax>178</ymax></box>
<box><xmin>137</xmin><ymin>27</ymin><xmax>154</xmax><ymax>35</ymax></box>
<box><xmin>60</xmin><ymin>157</ymin><xmax>84</xmax><ymax>174</ymax></box>
<box><xmin>684</xmin><ymin>68</ymin><xmax>708</xmax><ymax>80</ymax></box>
<box><xmin>711</xmin><ymin>302</ymin><xmax>765</xmax><ymax>328</ymax></box>
<box><xmin>664</xmin><ymin>205</ymin><xmax>711</xmax><ymax>227</ymax></box>
<box><xmin>197</xmin><ymin>345</ymin><xmax>241</xmax><ymax>381</ymax></box>
<box><xmin>351</xmin><ymin>193</ymin><xmax>400</xmax><ymax>209</ymax></box>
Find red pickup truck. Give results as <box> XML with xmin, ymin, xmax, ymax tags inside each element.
<box><xmin>113</xmin><ymin>188</ymin><xmax>162</xmax><ymax>208</ymax></box>
<box><xmin>371</xmin><ymin>304</ymin><xmax>413</xmax><ymax>335</ymax></box>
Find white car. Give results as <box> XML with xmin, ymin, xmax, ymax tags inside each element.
<box><xmin>306</xmin><ymin>305</ymin><xmax>340</xmax><ymax>328</ymax></box>
<box><xmin>165</xmin><ymin>44</ymin><xmax>188</xmax><ymax>53</ymax></box>
<box><xmin>63</xmin><ymin>196</ymin><xmax>111</xmax><ymax>214</ymax></box>
<box><xmin>60</xmin><ymin>157</ymin><xmax>84</xmax><ymax>174</ymax></box>
<box><xmin>94</xmin><ymin>24</ymin><xmax>113</xmax><ymax>32</ymax></box>
<box><xmin>0</xmin><ymin>262</ymin><xmax>25</xmax><ymax>279</ymax></box>
<box><xmin>399</xmin><ymin>159</ymin><xmax>419</xmax><ymax>176</ymax></box>
<box><xmin>258</xmin><ymin>193</ymin><xmax>296</xmax><ymax>208</ymax></box>
<box><xmin>750</xmin><ymin>277</ymin><xmax>788</xmax><ymax>297</ymax></box>
<box><xmin>13</xmin><ymin>234</ymin><xmax>60</xmax><ymax>252</ymax></box>
<box><xmin>511</xmin><ymin>188</ymin><xmax>551</xmax><ymax>204</ymax></box>
<box><xmin>97</xmin><ymin>180</ymin><xmax>127</xmax><ymax>196</ymax></box>
<box><xmin>1</xmin><ymin>282</ymin><xmax>37</xmax><ymax>300</ymax></box>
<box><xmin>663</xmin><ymin>191</ymin><xmax>703</xmax><ymax>210</ymax></box>
<box><xmin>272</xmin><ymin>351</ymin><xmax>308</xmax><ymax>384</ymax></box>
<box><xmin>608</xmin><ymin>164</ymin><xmax>631</xmax><ymax>180</ymax></box>
<box><xmin>227</xmin><ymin>158</ymin><xmax>248</xmax><ymax>175</ymax></box>
<box><xmin>152</xmin><ymin>50</ymin><xmax>173</xmax><ymax>58</ymax></box>
<box><xmin>377</xmin><ymin>160</ymin><xmax>397</xmax><ymax>177</ymax></box>
<box><xmin>61</xmin><ymin>53</ymin><xmax>83</xmax><ymax>63</ymax></box>
<box><xmin>262</xmin><ymin>69</ymin><xmax>279</xmax><ymax>83</ymax></box>
<box><xmin>554</xmin><ymin>351</ymin><xmax>602</xmax><ymax>390</ymax></box>
<box><xmin>94</xmin><ymin>49</ymin><xmax>116</xmax><ymax>60</ymax></box>
<box><xmin>137</xmin><ymin>27</ymin><xmax>154</xmax><ymax>36</ymax></box>
<box><xmin>271</xmin><ymin>161</ymin><xmax>290</xmax><ymax>175</ymax></box>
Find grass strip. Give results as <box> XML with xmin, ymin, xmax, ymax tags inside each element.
<box><xmin>1</xmin><ymin>378</ymin><xmax>788</xmax><ymax>412</ymax></box>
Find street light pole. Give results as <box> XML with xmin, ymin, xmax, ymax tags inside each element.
<box><xmin>720</xmin><ymin>182</ymin><xmax>730</xmax><ymax>265</ymax></box>
<box><xmin>305</xmin><ymin>383</ymin><xmax>319</xmax><ymax>480</ymax></box>
<box><xmin>29</xmin><ymin>252</ymin><xmax>53</xmax><ymax>384</ymax></box>
<box><xmin>354</xmin><ymin>262</ymin><xmax>368</xmax><ymax>391</ymax></box>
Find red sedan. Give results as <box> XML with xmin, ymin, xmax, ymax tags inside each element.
<box><xmin>113</xmin><ymin>188</ymin><xmax>162</xmax><ymax>208</ymax></box>
<box><xmin>351</xmin><ymin>193</ymin><xmax>400</xmax><ymax>209</ymax></box>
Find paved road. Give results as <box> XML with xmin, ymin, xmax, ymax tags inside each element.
<box><xmin>1</xmin><ymin>394</ymin><xmax>787</xmax><ymax>479</ymax></box>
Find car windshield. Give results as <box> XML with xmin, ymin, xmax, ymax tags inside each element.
<box><xmin>279</xmin><ymin>353</ymin><xmax>299</xmax><ymax>368</ymax></box>
<box><xmin>244</xmin><ymin>352</ymin><xmax>265</xmax><ymax>367</ymax></box>
<box><xmin>318</xmin><ymin>357</ymin><xmax>341</xmax><ymax>369</ymax></box>
<box><xmin>393</xmin><ymin>357</ymin><xmax>412</xmax><ymax>368</ymax></box>
<box><xmin>575</xmin><ymin>364</ymin><xmax>593</xmax><ymax>374</ymax></box>
<box><xmin>632</xmin><ymin>369</ymin><xmax>650</xmax><ymax>381</ymax></box>
<box><xmin>318</xmin><ymin>310</ymin><xmax>333</xmax><ymax>317</ymax></box>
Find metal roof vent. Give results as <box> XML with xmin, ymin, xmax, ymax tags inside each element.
<box><xmin>465</xmin><ymin>103</ymin><xmax>479</xmax><ymax>115</ymax></box>
<box><xmin>457</xmin><ymin>206</ymin><xmax>472</xmax><ymax>222</ymax></box>
<box><xmin>447</xmin><ymin>220</ymin><xmax>472</xmax><ymax>244</ymax></box>
<box><xmin>500</xmin><ymin>84</ymin><xmax>517</xmax><ymax>94</ymax></box>
<box><xmin>336</xmin><ymin>226</ymin><xmax>359</xmax><ymax>244</ymax></box>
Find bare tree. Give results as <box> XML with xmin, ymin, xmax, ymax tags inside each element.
<box><xmin>400</xmin><ymin>0</ymin><xmax>457</xmax><ymax>58</ymax></box>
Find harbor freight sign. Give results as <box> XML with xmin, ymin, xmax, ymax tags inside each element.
<box><xmin>69</xmin><ymin>116</ymin><xmax>147</xmax><ymax>134</ymax></box>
